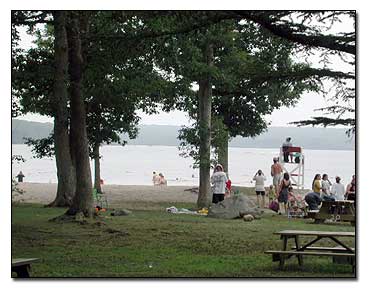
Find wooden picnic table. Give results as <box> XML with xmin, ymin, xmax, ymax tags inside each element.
<box><xmin>307</xmin><ymin>200</ymin><xmax>355</xmax><ymax>225</ymax></box>
<box><xmin>265</xmin><ymin>230</ymin><xmax>355</xmax><ymax>272</ymax></box>
<box><xmin>12</xmin><ymin>258</ymin><xmax>39</xmax><ymax>278</ymax></box>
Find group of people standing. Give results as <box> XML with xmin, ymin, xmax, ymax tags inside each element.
<box><xmin>254</xmin><ymin>157</ymin><xmax>356</xmax><ymax>215</ymax></box>
<box><xmin>270</xmin><ymin>157</ymin><xmax>292</xmax><ymax>214</ymax></box>
<box><xmin>246</xmin><ymin>159</ymin><xmax>296</xmax><ymax>215</ymax></box>
<box><xmin>184</xmin><ymin>152</ymin><xmax>356</xmax><ymax>214</ymax></box>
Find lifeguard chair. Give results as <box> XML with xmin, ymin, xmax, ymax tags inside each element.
<box><xmin>279</xmin><ymin>146</ymin><xmax>305</xmax><ymax>190</ymax></box>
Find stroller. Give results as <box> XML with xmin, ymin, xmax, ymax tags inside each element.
<box><xmin>287</xmin><ymin>192</ymin><xmax>307</xmax><ymax>218</ymax></box>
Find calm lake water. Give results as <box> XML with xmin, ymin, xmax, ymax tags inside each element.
<box><xmin>12</xmin><ymin>144</ymin><xmax>355</xmax><ymax>189</ymax></box>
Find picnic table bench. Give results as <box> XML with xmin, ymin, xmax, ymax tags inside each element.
<box><xmin>265</xmin><ymin>230</ymin><xmax>355</xmax><ymax>273</ymax></box>
<box><xmin>307</xmin><ymin>200</ymin><xmax>355</xmax><ymax>225</ymax></box>
<box><xmin>12</xmin><ymin>258</ymin><xmax>39</xmax><ymax>278</ymax></box>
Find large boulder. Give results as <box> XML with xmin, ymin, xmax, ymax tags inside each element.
<box><xmin>208</xmin><ymin>195</ymin><xmax>262</xmax><ymax>219</ymax></box>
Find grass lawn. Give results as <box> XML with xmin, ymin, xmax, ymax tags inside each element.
<box><xmin>12</xmin><ymin>198</ymin><xmax>355</xmax><ymax>278</ymax></box>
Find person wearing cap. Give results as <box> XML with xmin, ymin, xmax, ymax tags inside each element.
<box><xmin>331</xmin><ymin>176</ymin><xmax>345</xmax><ymax>200</ymax></box>
<box><xmin>211</xmin><ymin>164</ymin><xmax>228</xmax><ymax>204</ymax></box>
<box><xmin>271</xmin><ymin>157</ymin><xmax>283</xmax><ymax>193</ymax></box>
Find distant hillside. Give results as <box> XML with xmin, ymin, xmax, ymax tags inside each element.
<box><xmin>12</xmin><ymin>119</ymin><xmax>53</xmax><ymax>144</ymax></box>
<box><xmin>12</xmin><ymin>119</ymin><xmax>355</xmax><ymax>150</ymax></box>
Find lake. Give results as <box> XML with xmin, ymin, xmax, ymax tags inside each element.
<box><xmin>12</xmin><ymin>144</ymin><xmax>355</xmax><ymax>189</ymax></box>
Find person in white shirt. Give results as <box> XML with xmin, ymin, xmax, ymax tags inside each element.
<box><xmin>211</xmin><ymin>164</ymin><xmax>228</xmax><ymax>204</ymax></box>
<box><xmin>331</xmin><ymin>176</ymin><xmax>345</xmax><ymax>200</ymax></box>
<box><xmin>321</xmin><ymin>173</ymin><xmax>334</xmax><ymax>201</ymax></box>
<box><xmin>253</xmin><ymin>169</ymin><xmax>267</xmax><ymax>208</ymax></box>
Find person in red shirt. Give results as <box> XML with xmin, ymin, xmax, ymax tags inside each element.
<box><xmin>225</xmin><ymin>179</ymin><xmax>232</xmax><ymax>197</ymax></box>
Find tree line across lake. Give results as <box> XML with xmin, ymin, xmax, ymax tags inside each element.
<box><xmin>12</xmin><ymin>119</ymin><xmax>354</xmax><ymax>151</ymax></box>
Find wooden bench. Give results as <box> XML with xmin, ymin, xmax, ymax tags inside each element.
<box><xmin>307</xmin><ymin>200</ymin><xmax>355</xmax><ymax>225</ymax></box>
<box><xmin>265</xmin><ymin>230</ymin><xmax>355</xmax><ymax>273</ymax></box>
<box><xmin>265</xmin><ymin>250</ymin><xmax>355</xmax><ymax>272</ymax></box>
<box><xmin>291</xmin><ymin>246</ymin><xmax>355</xmax><ymax>252</ymax></box>
<box><xmin>266</xmin><ymin>250</ymin><xmax>355</xmax><ymax>260</ymax></box>
<box><xmin>12</xmin><ymin>258</ymin><xmax>39</xmax><ymax>278</ymax></box>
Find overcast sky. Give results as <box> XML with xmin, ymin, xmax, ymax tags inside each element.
<box><xmin>15</xmin><ymin>13</ymin><xmax>355</xmax><ymax>128</ymax></box>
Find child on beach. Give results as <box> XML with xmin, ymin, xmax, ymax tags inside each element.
<box><xmin>268</xmin><ymin>184</ymin><xmax>279</xmax><ymax>213</ymax></box>
<box><xmin>287</xmin><ymin>187</ymin><xmax>306</xmax><ymax>217</ymax></box>
<box><xmin>225</xmin><ymin>179</ymin><xmax>232</xmax><ymax>198</ymax></box>
<box><xmin>152</xmin><ymin>172</ymin><xmax>161</xmax><ymax>186</ymax></box>
<box><xmin>287</xmin><ymin>186</ymin><xmax>297</xmax><ymax>207</ymax></box>
<box><xmin>158</xmin><ymin>173</ymin><xmax>167</xmax><ymax>186</ymax></box>
<box><xmin>268</xmin><ymin>185</ymin><xmax>276</xmax><ymax>206</ymax></box>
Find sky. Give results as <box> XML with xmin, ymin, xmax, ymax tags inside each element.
<box><xmin>14</xmin><ymin>15</ymin><xmax>355</xmax><ymax>127</ymax></box>
<box><xmin>16</xmin><ymin>92</ymin><xmax>349</xmax><ymax>127</ymax></box>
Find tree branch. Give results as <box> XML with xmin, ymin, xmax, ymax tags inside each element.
<box><xmin>231</xmin><ymin>11</ymin><xmax>356</xmax><ymax>55</ymax></box>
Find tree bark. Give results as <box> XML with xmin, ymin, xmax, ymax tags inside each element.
<box><xmin>197</xmin><ymin>42</ymin><xmax>213</xmax><ymax>208</ymax></box>
<box><xmin>48</xmin><ymin>11</ymin><xmax>76</xmax><ymax>207</ymax></box>
<box><xmin>93</xmin><ymin>143</ymin><xmax>102</xmax><ymax>193</ymax></box>
<box><xmin>65</xmin><ymin>12</ymin><xmax>93</xmax><ymax>217</ymax></box>
<box><xmin>217</xmin><ymin>129</ymin><xmax>229</xmax><ymax>178</ymax></box>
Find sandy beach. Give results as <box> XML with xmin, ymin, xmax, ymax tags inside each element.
<box><xmin>15</xmin><ymin>183</ymin><xmax>311</xmax><ymax>210</ymax></box>
<box><xmin>15</xmin><ymin>182</ymin><xmax>201</xmax><ymax>207</ymax></box>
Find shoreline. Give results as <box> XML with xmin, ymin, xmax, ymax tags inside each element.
<box><xmin>13</xmin><ymin>182</ymin><xmax>202</xmax><ymax>205</ymax></box>
<box><xmin>13</xmin><ymin>182</ymin><xmax>308</xmax><ymax>208</ymax></box>
<box><xmin>12</xmin><ymin>182</ymin><xmax>259</xmax><ymax>207</ymax></box>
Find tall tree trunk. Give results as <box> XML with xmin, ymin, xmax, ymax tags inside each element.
<box><xmin>48</xmin><ymin>11</ymin><xmax>76</xmax><ymax>207</ymax></box>
<box><xmin>93</xmin><ymin>143</ymin><xmax>102</xmax><ymax>193</ymax></box>
<box><xmin>65</xmin><ymin>12</ymin><xmax>93</xmax><ymax>217</ymax></box>
<box><xmin>197</xmin><ymin>42</ymin><xmax>213</xmax><ymax>208</ymax></box>
<box><xmin>217</xmin><ymin>129</ymin><xmax>229</xmax><ymax>178</ymax></box>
